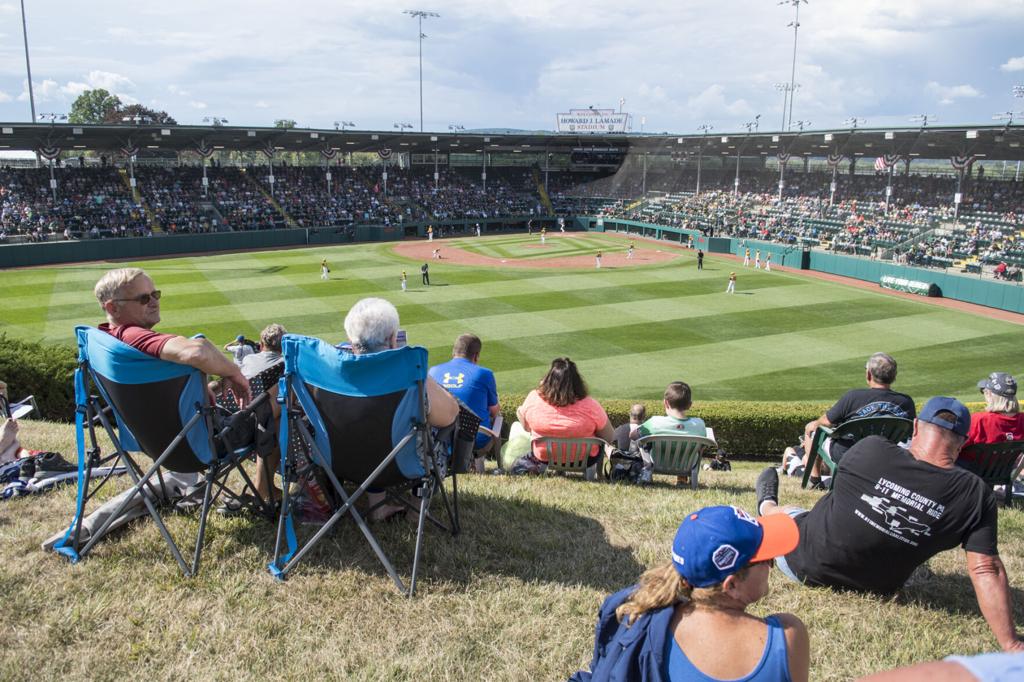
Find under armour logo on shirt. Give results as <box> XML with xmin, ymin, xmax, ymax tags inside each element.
<box><xmin>442</xmin><ymin>372</ymin><xmax>465</xmax><ymax>387</ymax></box>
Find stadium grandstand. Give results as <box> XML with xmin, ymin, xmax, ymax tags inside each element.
<box><xmin>2</xmin><ymin>121</ymin><xmax>1023</xmax><ymax>279</ymax></box>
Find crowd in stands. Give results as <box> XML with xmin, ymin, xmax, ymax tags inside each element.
<box><xmin>3</xmin><ymin>160</ymin><xmax>1022</xmax><ymax>279</ymax></box>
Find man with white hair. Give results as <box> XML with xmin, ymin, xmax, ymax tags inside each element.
<box><xmin>343</xmin><ymin>298</ymin><xmax>459</xmax><ymax>520</ymax></box>
<box><xmin>93</xmin><ymin>267</ymin><xmax>250</xmax><ymax>405</ymax></box>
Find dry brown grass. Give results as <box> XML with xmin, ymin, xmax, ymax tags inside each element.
<box><xmin>1</xmin><ymin>419</ymin><xmax>1022</xmax><ymax>681</ymax></box>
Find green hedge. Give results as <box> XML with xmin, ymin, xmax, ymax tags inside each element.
<box><xmin>498</xmin><ymin>395</ymin><xmax>986</xmax><ymax>458</ymax></box>
<box><xmin>0</xmin><ymin>334</ymin><xmax>77</xmax><ymax>421</ymax></box>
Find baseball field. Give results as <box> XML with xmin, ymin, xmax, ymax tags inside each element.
<box><xmin>2</xmin><ymin>231</ymin><xmax>1021</xmax><ymax>404</ymax></box>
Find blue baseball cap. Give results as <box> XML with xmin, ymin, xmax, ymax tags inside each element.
<box><xmin>671</xmin><ymin>505</ymin><xmax>799</xmax><ymax>588</ymax></box>
<box><xmin>236</xmin><ymin>334</ymin><xmax>245</xmax><ymax>342</ymax></box>
<box><xmin>918</xmin><ymin>396</ymin><xmax>971</xmax><ymax>438</ymax></box>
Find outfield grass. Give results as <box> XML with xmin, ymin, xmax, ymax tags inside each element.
<box><xmin>1</xmin><ymin>233</ymin><xmax>1021</xmax><ymax>403</ymax></box>
<box><xmin>1</xmin><ymin>419</ymin><xmax>1021</xmax><ymax>680</ymax></box>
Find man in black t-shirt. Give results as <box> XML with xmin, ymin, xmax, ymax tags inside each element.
<box><xmin>756</xmin><ymin>397</ymin><xmax>1024</xmax><ymax>653</ymax></box>
<box><xmin>801</xmin><ymin>352</ymin><xmax>915</xmax><ymax>483</ymax></box>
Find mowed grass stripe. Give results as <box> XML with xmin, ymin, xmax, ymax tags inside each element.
<box><xmin>421</xmin><ymin>298</ymin><xmax>937</xmax><ymax>373</ymax></box>
<box><xmin>493</xmin><ymin>310</ymin><xmax>1014</xmax><ymax>399</ymax></box>
<box><xmin>27</xmin><ymin>260</ymin><xmax>801</xmax><ymax>336</ymax></box>
<box><xmin>703</xmin><ymin>330</ymin><xmax>1024</xmax><ymax>402</ymax></box>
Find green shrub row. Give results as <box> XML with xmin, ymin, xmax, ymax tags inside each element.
<box><xmin>0</xmin><ymin>334</ymin><xmax>77</xmax><ymax>421</ymax></box>
<box><xmin>497</xmin><ymin>395</ymin><xmax>986</xmax><ymax>458</ymax></box>
<box><xmin>498</xmin><ymin>395</ymin><xmax>828</xmax><ymax>457</ymax></box>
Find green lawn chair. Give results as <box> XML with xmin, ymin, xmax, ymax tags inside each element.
<box><xmin>532</xmin><ymin>436</ymin><xmax>608</xmax><ymax>481</ymax></box>
<box><xmin>803</xmin><ymin>416</ymin><xmax>914</xmax><ymax>490</ymax></box>
<box><xmin>956</xmin><ymin>441</ymin><xmax>1024</xmax><ymax>507</ymax></box>
<box><xmin>635</xmin><ymin>433</ymin><xmax>717</xmax><ymax>490</ymax></box>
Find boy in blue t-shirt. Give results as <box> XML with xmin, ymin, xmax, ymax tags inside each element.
<box><xmin>428</xmin><ymin>334</ymin><xmax>499</xmax><ymax>473</ymax></box>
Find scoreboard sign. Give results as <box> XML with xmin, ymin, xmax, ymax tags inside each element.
<box><xmin>556</xmin><ymin>109</ymin><xmax>630</xmax><ymax>133</ymax></box>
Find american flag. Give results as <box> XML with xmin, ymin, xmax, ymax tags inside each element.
<box><xmin>874</xmin><ymin>156</ymin><xmax>886</xmax><ymax>171</ymax></box>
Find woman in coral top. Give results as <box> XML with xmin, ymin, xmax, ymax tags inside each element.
<box><xmin>515</xmin><ymin>357</ymin><xmax>614</xmax><ymax>477</ymax></box>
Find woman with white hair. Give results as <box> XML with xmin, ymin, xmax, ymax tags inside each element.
<box><xmin>964</xmin><ymin>372</ymin><xmax>1024</xmax><ymax>449</ymax></box>
<box><xmin>343</xmin><ymin>298</ymin><xmax>459</xmax><ymax>520</ymax></box>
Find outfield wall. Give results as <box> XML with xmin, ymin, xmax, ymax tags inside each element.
<box><xmin>0</xmin><ymin>216</ymin><xmax>546</xmax><ymax>268</ymax></box>
<box><xmin>808</xmin><ymin>251</ymin><xmax>1024</xmax><ymax>314</ymax></box>
<box><xmin>591</xmin><ymin>221</ymin><xmax>1023</xmax><ymax>314</ymax></box>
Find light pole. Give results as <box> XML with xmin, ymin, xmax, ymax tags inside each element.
<box><xmin>19</xmin><ymin>0</ymin><xmax>36</xmax><ymax>124</ymax></box>
<box><xmin>735</xmin><ymin>118</ymin><xmax>759</xmax><ymax>196</ymax></box>
<box><xmin>696</xmin><ymin>124</ymin><xmax>713</xmax><ymax>195</ymax></box>
<box><xmin>779</xmin><ymin>0</ymin><xmax>808</xmax><ymax>130</ymax></box>
<box><xmin>39</xmin><ymin>113</ymin><xmax>65</xmax><ymax>200</ymax></box>
<box><xmin>403</xmin><ymin>9</ymin><xmax>440</xmax><ymax>132</ymax></box>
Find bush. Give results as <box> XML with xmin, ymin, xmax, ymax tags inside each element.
<box><xmin>0</xmin><ymin>334</ymin><xmax>77</xmax><ymax>421</ymax></box>
<box><xmin>497</xmin><ymin>395</ymin><xmax>983</xmax><ymax>458</ymax></box>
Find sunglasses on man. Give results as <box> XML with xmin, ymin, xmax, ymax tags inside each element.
<box><xmin>114</xmin><ymin>290</ymin><xmax>162</xmax><ymax>305</ymax></box>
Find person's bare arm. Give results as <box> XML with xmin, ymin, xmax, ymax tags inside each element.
<box><xmin>804</xmin><ymin>413</ymin><xmax>833</xmax><ymax>442</ymax></box>
<box><xmin>596</xmin><ymin>418</ymin><xmax>615</xmax><ymax>443</ymax></box>
<box><xmin>160</xmin><ymin>336</ymin><xmax>251</xmax><ymax>406</ymax></box>
<box><xmin>425</xmin><ymin>376</ymin><xmax>458</xmax><ymax>428</ymax></box>
<box><xmin>774</xmin><ymin>613</ymin><xmax>810</xmax><ymax>682</ymax></box>
<box><xmin>856</xmin><ymin>661</ymin><xmax>976</xmax><ymax>682</ymax></box>
<box><xmin>966</xmin><ymin>551</ymin><xmax>1024</xmax><ymax>652</ymax></box>
<box><xmin>517</xmin><ymin>403</ymin><xmax>531</xmax><ymax>433</ymax></box>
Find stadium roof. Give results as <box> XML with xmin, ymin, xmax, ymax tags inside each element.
<box><xmin>2</xmin><ymin>121</ymin><xmax>1023</xmax><ymax>162</ymax></box>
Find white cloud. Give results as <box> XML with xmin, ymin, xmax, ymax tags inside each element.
<box><xmin>168</xmin><ymin>84</ymin><xmax>191</xmax><ymax>96</ymax></box>
<box><xmin>686</xmin><ymin>84</ymin><xmax>753</xmax><ymax>118</ymax></box>
<box><xmin>926</xmin><ymin>81</ymin><xmax>981</xmax><ymax>105</ymax></box>
<box><xmin>0</xmin><ymin>3</ymin><xmax>15</xmax><ymax>13</ymax></box>
<box><xmin>18</xmin><ymin>79</ymin><xmax>60</xmax><ymax>102</ymax></box>
<box><xmin>0</xmin><ymin>90</ymin><xmax>11</xmax><ymax>103</ymax></box>
<box><xmin>1000</xmin><ymin>56</ymin><xmax>1024</xmax><ymax>72</ymax></box>
<box><xmin>254</xmin><ymin>100</ymin><xmax>270</xmax><ymax>109</ymax></box>
<box><xmin>189</xmin><ymin>100</ymin><xmax>207</xmax><ymax>109</ymax></box>
<box><xmin>84</xmin><ymin>70</ymin><xmax>135</xmax><ymax>93</ymax></box>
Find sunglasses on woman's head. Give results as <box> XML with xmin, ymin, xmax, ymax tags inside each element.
<box><xmin>114</xmin><ymin>290</ymin><xmax>161</xmax><ymax>305</ymax></box>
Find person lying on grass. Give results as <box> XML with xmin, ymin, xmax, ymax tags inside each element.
<box><xmin>571</xmin><ymin>505</ymin><xmax>809</xmax><ymax>682</ymax></box>
<box><xmin>756</xmin><ymin>397</ymin><xmax>1024</xmax><ymax>653</ymax></box>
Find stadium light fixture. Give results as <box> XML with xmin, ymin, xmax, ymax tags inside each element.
<box><xmin>38</xmin><ymin>112</ymin><xmax>67</xmax><ymax>123</ymax></box>
<box><xmin>910</xmin><ymin>114</ymin><xmax>934</xmax><ymax>128</ymax></box>
<box><xmin>203</xmin><ymin>116</ymin><xmax>228</xmax><ymax>127</ymax></box>
<box><xmin>404</xmin><ymin>9</ymin><xmax>440</xmax><ymax>132</ymax></box>
<box><xmin>778</xmin><ymin>0</ymin><xmax>808</xmax><ymax>130</ymax></box>
<box><xmin>844</xmin><ymin>116</ymin><xmax>866</xmax><ymax>129</ymax></box>
<box><xmin>334</xmin><ymin>121</ymin><xmax>355</xmax><ymax>132</ymax></box>
<box><xmin>794</xmin><ymin>120</ymin><xmax>810</xmax><ymax>131</ymax></box>
<box><xmin>774</xmin><ymin>83</ymin><xmax>798</xmax><ymax>130</ymax></box>
<box><xmin>1013</xmin><ymin>85</ymin><xmax>1024</xmax><ymax>98</ymax></box>
<box><xmin>394</xmin><ymin>122</ymin><xmax>414</xmax><ymax>132</ymax></box>
<box><xmin>448</xmin><ymin>124</ymin><xmax>465</xmax><ymax>132</ymax></box>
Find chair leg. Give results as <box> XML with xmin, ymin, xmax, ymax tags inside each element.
<box><xmin>407</xmin><ymin>482</ymin><xmax>432</xmax><ymax>598</ymax></box>
<box><xmin>690</xmin><ymin>462</ymin><xmax>700</xmax><ymax>490</ymax></box>
<box><xmin>190</xmin><ymin>471</ymin><xmax>217</xmax><ymax>577</ymax></box>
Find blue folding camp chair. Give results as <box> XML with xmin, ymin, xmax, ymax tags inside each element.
<box><xmin>268</xmin><ymin>334</ymin><xmax>458</xmax><ymax>596</ymax></box>
<box><xmin>50</xmin><ymin>326</ymin><xmax>273</xmax><ymax>576</ymax></box>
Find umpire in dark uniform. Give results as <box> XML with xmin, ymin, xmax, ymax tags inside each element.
<box><xmin>421</xmin><ymin>262</ymin><xmax>430</xmax><ymax>285</ymax></box>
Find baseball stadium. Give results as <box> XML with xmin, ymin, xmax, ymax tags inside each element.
<box><xmin>2</xmin><ymin>2</ymin><xmax>1024</xmax><ymax>681</ymax></box>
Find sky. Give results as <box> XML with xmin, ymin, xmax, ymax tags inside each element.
<box><xmin>0</xmin><ymin>0</ymin><xmax>1023</xmax><ymax>135</ymax></box>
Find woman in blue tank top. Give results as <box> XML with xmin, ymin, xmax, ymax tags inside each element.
<box><xmin>574</xmin><ymin>505</ymin><xmax>810</xmax><ymax>682</ymax></box>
